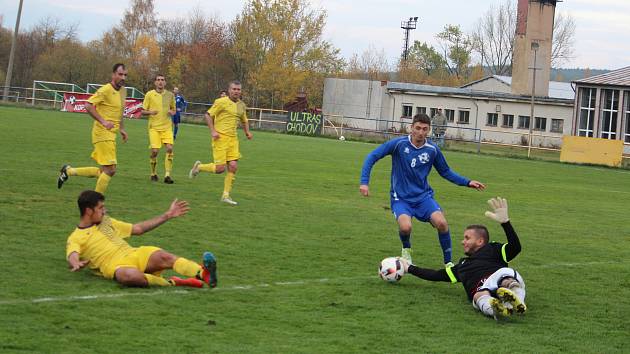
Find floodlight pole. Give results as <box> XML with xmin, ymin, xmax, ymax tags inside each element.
<box><xmin>527</xmin><ymin>42</ymin><xmax>540</xmax><ymax>158</ymax></box>
<box><xmin>3</xmin><ymin>0</ymin><xmax>24</xmax><ymax>102</ymax></box>
<box><xmin>401</xmin><ymin>17</ymin><xmax>419</xmax><ymax>61</ymax></box>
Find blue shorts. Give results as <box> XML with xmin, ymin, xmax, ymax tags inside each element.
<box><xmin>391</xmin><ymin>198</ymin><xmax>442</xmax><ymax>222</ymax></box>
<box><xmin>172</xmin><ymin>113</ymin><xmax>181</xmax><ymax>124</ymax></box>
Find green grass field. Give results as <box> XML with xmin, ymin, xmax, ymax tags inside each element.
<box><xmin>1</xmin><ymin>105</ymin><xmax>629</xmax><ymax>353</ymax></box>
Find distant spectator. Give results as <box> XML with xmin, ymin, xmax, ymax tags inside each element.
<box><xmin>172</xmin><ymin>87</ymin><xmax>187</xmax><ymax>140</ymax></box>
<box><xmin>431</xmin><ymin>106</ymin><xmax>448</xmax><ymax>148</ymax></box>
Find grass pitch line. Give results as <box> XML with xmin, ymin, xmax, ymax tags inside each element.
<box><xmin>0</xmin><ymin>275</ymin><xmax>376</xmax><ymax>306</ymax></box>
<box><xmin>0</xmin><ymin>261</ymin><xmax>618</xmax><ymax>306</ymax></box>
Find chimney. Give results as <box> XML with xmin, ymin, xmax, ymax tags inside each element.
<box><xmin>511</xmin><ymin>0</ymin><xmax>557</xmax><ymax>97</ymax></box>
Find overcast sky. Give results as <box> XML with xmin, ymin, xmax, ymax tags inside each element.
<box><xmin>1</xmin><ymin>0</ymin><xmax>629</xmax><ymax>70</ymax></box>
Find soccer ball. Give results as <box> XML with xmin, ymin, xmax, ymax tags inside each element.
<box><xmin>379</xmin><ymin>257</ymin><xmax>404</xmax><ymax>282</ymax></box>
<box><xmin>339</xmin><ymin>135</ymin><xmax>345</xmax><ymax>141</ymax></box>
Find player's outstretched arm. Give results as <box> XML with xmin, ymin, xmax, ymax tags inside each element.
<box><xmin>131</xmin><ymin>199</ymin><xmax>190</xmax><ymax>236</ymax></box>
<box><xmin>468</xmin><ymin>180</ymin><xmax>485</xmax><ymax>191</ymax></box>
<box><xmin>67</xmin><ymin>252</ymin><xmax>90</xmax><ymax>272</ymax></box>
<box><xmin>484</xmin><ymin>197</ymin><xmax>521</xmax><ymax>260</ymax></box>
<box><xmin>399</xmin><ymin>258</ymin><xmax>452</xmax><ymax>282</ymax></box>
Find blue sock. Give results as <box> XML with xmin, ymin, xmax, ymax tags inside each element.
<box><xmin>399</xmin><ymin>232</ymin><xmax>411</xmax><ymax>249</ymax></box>
<box><xmin>438</xmin><ymin>231</ymin><xmax>452</xmax><ymax>263</ymax></box>
<box><xmin>173</xmin><ymin>125</ymin><xmax>179</xmax><ymax>139</ymax></box>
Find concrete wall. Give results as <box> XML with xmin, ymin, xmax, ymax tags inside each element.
<box><xmin>464</xmin><ymin>78</ymin><xmax>511</xmax><ymax>94</ymax></box>
<box><xmin>322</xmin><ymin>78</ymin><xmax>386</xmax><ymax>131</ymax></box>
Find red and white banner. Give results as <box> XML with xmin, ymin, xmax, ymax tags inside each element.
<box><xmin>62</xmin><ymin>92</ymin><xmax>143</xmax><ymax>118</ymax></box>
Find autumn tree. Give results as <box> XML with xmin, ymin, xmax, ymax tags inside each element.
<box><xmin>436</xmin><ymin>24</ymin><xmax>473</xmax><ymax>82</ymax></box>
<box><xmin>230</xmin><ymin>0</ymin><xmax>343</xmax><ymax>108</ymax></box>
<box><xmin>344</xmin><ymin>45</ymin><xmax>390</xmax><ymax>81</ymax></box>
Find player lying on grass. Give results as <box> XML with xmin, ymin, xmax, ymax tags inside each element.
<box><xmin>66</xmin><ymin>190</ymin><xmax>217</xmax><ymax>288</ymax></box>
<box><xmin>398</xmin><ymin>197</ymin><xmax>527</xmax><ymax>320</ymax></box>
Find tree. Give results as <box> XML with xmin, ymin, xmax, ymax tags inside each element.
<box><xmin>405</xmin><ymin>41</ymin><xmax>446</xmax><ymax>76</ymax></box>
<box><xmin>230</xmin><ymin>0</ymin><xmax>343</xmax><ymax>108</ymax></box>
<box><xmin>436</xmin><ymin>24</ymin><xmax>473</xmax><ymax>81</ymax></box>
<box><xmin>344</xmin><ymin>45</ymin><xmax>390</xmax><ymax>81</ymax></box>
<box><xmin>471</xmin><ymin>0</ymin><xmax>576</xmax><ymax>74</ymax></box>
<box><xmin>470</xmin><ymin>1</ymin><xmax>515</xmax><ymax>75</ymax></box>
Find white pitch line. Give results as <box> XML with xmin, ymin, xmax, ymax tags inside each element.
<box><xmin>0</xmin><ymin>261</ymin><xmax>619</xmax><ymax>306</ymax></box>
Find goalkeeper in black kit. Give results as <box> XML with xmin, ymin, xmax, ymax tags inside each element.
<box><xmin>398</xmin><ymin>197</ymin><xmax>527</xmax><ymax>320</ymax></box>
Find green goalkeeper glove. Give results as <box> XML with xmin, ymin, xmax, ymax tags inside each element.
<box><xmin>484</xmin><ymin>197</ymin><xmax>509</xmax><ymax>223</ymax></box>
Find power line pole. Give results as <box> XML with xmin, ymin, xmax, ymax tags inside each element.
<box><xmin>3</xmin><ymin>0</ymin><xmax>24</xmax><ymax>102</ymax></box>
<box><xmin>401</xmin><ymin>17</ymin><xmax>418</xmax><ymax>61</ymax></box>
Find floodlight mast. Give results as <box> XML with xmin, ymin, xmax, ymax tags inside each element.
<box><xmin>401</xmin><ymin>17</ymin><xmax>419</xmax><ymax>61</ymax></box>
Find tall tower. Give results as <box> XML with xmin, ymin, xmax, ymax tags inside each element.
<box><xmin>511</xmin><ymin>0</ymin><xmax>557</xmax><ymax>97</ymax></box>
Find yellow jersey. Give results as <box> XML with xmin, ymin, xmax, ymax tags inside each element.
<box><xmin>66</xmin><ymin>215</ymin><xmax>134</xmax><ymax>272</ymax></box>
<box><xmin>87</xmin><ymin>83</ymin><xmax>127</xmax><ymax>143</ymax></box>
<box><xmin>207</xmin><ymin>96</ymin><xmax>248</xmax><ymax>137</ymax></box>
<box><xmin>143</xmin><ymin>89</ymin><xmax>175</xmax><ymax>131</ymax></box>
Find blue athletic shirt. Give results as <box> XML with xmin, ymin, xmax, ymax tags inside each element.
<box><xmin>360</xmin><ymin>136</ymin><xmax>470</xmax><ymax>204</ymax></box>
<box><xmin>175</xmin><ymin>94</ymin><xmax>187</xmax><ymax>115</ymax></box>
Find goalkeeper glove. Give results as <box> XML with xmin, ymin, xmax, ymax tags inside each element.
<box><xmin>484</xmin><ymin>197</ymin><xmax>509</xmax><ymax>223</ymax></box>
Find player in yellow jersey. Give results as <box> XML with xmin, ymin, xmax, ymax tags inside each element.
<box><xmin>66</xmin><ymin>190</ymin><xmax>218</xmax><ymax>288</ymax></box>
<box><xmin>142</xmin><ymin>74</ymin><xmax>176</xmax><ymax>184</ymax></box>
<box><xmin>189</xmin><ymin>81</ymin><xmax>253</xmax><ymax>205</ymax></box>
<box><xmin>57</xmin><ymin>63</ymin><xmax>129</xmax><ymax>194</ymax></box>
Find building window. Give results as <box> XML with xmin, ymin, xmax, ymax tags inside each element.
<box><xmin>486</xmin><ymin>113</ymin><xmax>498</xmax><ymax>126</ymax></box>
<box><xmin>445</xmin><ymin>109</ymin><xmax>455</xmax><ymax>122</ymax></box>
<box><xmin>458</xmin><ymin>110</ymin><xmax>470</xmax><ymax>124</ymax></box>
<box><xmin>534</xmin><ymin>117</ymin><xmax>547</xmax><ymax>131</ymax></box>
<box><xmin>430</xmin><ymin>107</ymin><xmax>440</xmax><ymax>117</ymax></box>
<box><xmin>600</xmin><ymin>89</ymin><xmax>619</xmax><ymax>139</ymax></box>
<box><xmin>416</xmin><ymin>106</ymin><xmax>426</xmax><ymax>115</ymax></box>
<box><xmin>578</xmin><ymin>87</ymin><xmax>596</xmax><ymax>137</ymax></box>
<box><xmin>502</xmin><ymin>114</ymin><xmax>514</xmax><ymax>128</ymax></box>
<box><xmin>402</xmin><ymin>104</ymin><xmax>413</xmax><ymax>118</ymax></box>
<box><xmin>625</xmin><ymin>91</ymin><xmax>630</xmax><ymax>143</ymax></box>
<box><xmin>551</xmin><ymin>119</ymin><xmax>564</xmax><ymax>133</ymax></box>
<box><xmin>518</xmin><ymin>115</ymin><xmax>530</xmax><ymax>129</ymax></box>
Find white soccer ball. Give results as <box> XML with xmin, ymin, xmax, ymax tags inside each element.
<box><xmin>339</xmin><ymin>135</ymin><xmax>345</xmax><ymax>141</ymax></box>
<box><xmin>379</xmin><ymin>257</ymin><xmax>404</xmax><ymax>283</ymax></box>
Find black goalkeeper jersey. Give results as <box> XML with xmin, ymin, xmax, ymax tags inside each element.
<box><xmin>407</xmin><ymin>222</ymin><xmax>521</xmax><ymax>301</ymax></box>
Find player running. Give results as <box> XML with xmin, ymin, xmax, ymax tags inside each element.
<box><xmin>399</xmin><ymin>197</ymin><xmax>527</xmax><ymax>320</ymax></box>
<box><xmin>189</xmin><ymin>81</ymin><xmax>253</xmax><ymax>205</ymax></box>
<box><xmin>360</xmin><ymin>113</ymin><xmax>485</xmax><ymax>265</ymax></box>
<box><xmin>66</xmin><ymin>190</ymin><xmax>217</xmax><ymax>288</ymax></box>
<box><xmin>58</xmin><ymin>63</ymin><xmax>129</xmax><ymax>194</ymax></box>
<box><xmin>142</xmin><ymin>74</ymin><xmax>176</xmax><ymax>184</ymax></box>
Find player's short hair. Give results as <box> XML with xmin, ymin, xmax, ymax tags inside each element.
<box><xmin>154</xmin><ymin>74</ymin><xmax>165</xmax><ymax>81</ymax></box>
<box><xmin>465</xmin><ymin>225</ymin><xmax>489</xmax><ymax>244</ymax></box>
<box><xmin>228</xmin><ymin>80</ymin><xmax>242</xmax><ymax>88</ymax></box>
<box><xmin>112</xmin><ymin>63</ymin><xmax>126</xmax><ymax>73</ymax></box>
<box><xmin>78</xmin><ymin>190</ymin><xmax>105</xmax><ymax>216</ymax></box>
<box><xmin>412</xmin><ymin>113</ymin><xmax>431</xmax><ymax>125</ymax></box>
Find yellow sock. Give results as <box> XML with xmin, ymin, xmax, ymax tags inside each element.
<box><xmin>95</xmin><ymin>173</ymin><xmax>111</xmax><ymax>194</ymax></box>
<box><xmin>223</xmin><ymin>172</ymin><xmax>235</xmax><ymax>195</ymax></box>
<box><xmin>144</xmin><ymin>274</ymin><xmax>171</xmax><ymax>286</ymax></box>
<box><xmin>199</xmin><ymin>163</ymin><xmax>216</xmax><ymax>173</ymax></box>
<box><xmin>165</xmin><ymin>152</ymin><xmax>173</xmax><ymax>177</ymax></box>
<box><xmin>68</xmin><ymin>167</ymin><xmax>100</xmax><ymax>177</ymax></box>
<box><xmin>150</xmin><ymin>157</ymin><xmax>157</xmax><ymax>176</ymax></box>
<box><xmin>173</xmin><ymin>257</ymin><xmax>202</xmax><ymax>278</ymax></box>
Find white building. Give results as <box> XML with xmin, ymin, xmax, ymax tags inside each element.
<box><xmin>571</xmin><ymin>66</ymin><xmax>630</xmax><ymax>154</ymax></box>
<box><xmin>323</xmin><ymin>76</ymin><xmax>574</xmax><ymax>148</ymax></box>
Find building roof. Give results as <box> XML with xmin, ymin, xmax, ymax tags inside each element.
<box><xmin>461</xmin><ymin>75</ymin><xmax>575</xmax><ymax>100</ymax></box>
<box><xmin>572</xmin><ymin>66</ymin><xmax>630</xmax><ymax>87</ymax></box>
<box><xmin>387</xmin><ymin>80</ymin><xmax>573</xmax><ymax>104</ymax></box>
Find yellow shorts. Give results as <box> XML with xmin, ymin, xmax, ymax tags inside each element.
<box><xmin>91</xmin><ymin>141</ymin><xmax>117</xmax><ymax>166</ymax></box>
<box><xmin>102</xmin><ymin>246</ymin><xmax>162</xmax><ymax>279</ymax></box>
<box><xmin>212</xmin><ymin>135</ymin><xmax>241</xmax><ymax>164</ymax></box>
<box><xmin>149</xmin><ymin>129</ymin><xmax>174</xmax><ymax>149</ymax></box>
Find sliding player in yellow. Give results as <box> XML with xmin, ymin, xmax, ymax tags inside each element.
<box><xmin>189</xmin><ymin>81</ymin><xmax>253</xmax><ymax>205</ymax></box>
<box><xmin>66</xmin><ymin>190</ymin><xmax>218</xmax><ymax>288</ymax></box>
<box><xmin>58</xmin><ymin>63</ymin><xmax>129</xmax><ymax>194</ymax></box>
<box><xmin>142</xmin><ymin>74</ymin><xmax>176</xmax><ymax>184</ymax></box>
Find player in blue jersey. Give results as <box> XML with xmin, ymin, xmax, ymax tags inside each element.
<box><xmin>172</xmin><ymin>87</ymin><xmax>187</xmax><ymax>140</ymax></box>
<box><xmin>360</xmin><ymin>113</ymin><xmax>485</xmax><ymax>266</ymax></box>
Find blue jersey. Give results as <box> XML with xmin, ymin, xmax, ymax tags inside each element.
<box><xmin>175</xmin><ymin>94</ymin><xmax>187</xmax><ymax>115</ymax></box>
<box><xmin>360</xmin><ymin>136</ymin><xmax>470</xmax><ymax>204</ymax></box>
